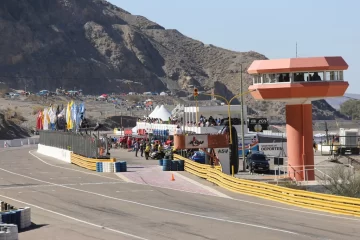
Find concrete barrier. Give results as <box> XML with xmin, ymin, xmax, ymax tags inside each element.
<box><xmin>37</xmin><ymin>144</ymin><xmax>72</xmax><ymax>163</ymax></box>
<box><xmin>0</xmin><ymin>137</ymin><xmax>39</xmax><ymax>148</ymax></box>
<box><xmin>0</xmin><ymin>224</ymin><xmax>18</xmax><ymax>239</ymax></box>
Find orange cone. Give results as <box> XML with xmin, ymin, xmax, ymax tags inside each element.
<box><xmin>171</xmin><ymin>173</ymin><xmax>175</xmax><ymax>181</ymax></box>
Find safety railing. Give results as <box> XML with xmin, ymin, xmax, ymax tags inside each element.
<box><xmin>173</xmin><ymin>154</ymin><xmax>360</xmax><ymax>217</ymax></box>
<box><xmin>275</xmin><ymin>164</ymin><xmax>355</xmax><ymax>184</ymax></box>
<box><xmin>71</xmin><ymin>153</ymin><xmax>115</xmax><ymax>171</ymax></box>
<box><xmin>39</xmin><ymin>131</ymin><xmax>101</xmax><ymax>158</ymax></box>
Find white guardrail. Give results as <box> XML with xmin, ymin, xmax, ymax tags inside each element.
<box><xmin>0</xmin><ymin>138</ymin><xmax>39</xmax><ymax>148</ymax></box>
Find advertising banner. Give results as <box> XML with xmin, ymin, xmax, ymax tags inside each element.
<box><xmin>248</xmin><ymin>118</ymin><xmax>268</xmax><ymax>132</ymax></box>
<box><xmin>124</xmin><ymin>128</ymin><xmax>132</xmax><ymax>135</ymax></box>
<box><xmin>185</xmin><ymin>135</ymin><xmax>209</xmax><ymax>149</ymax></box>
<box><xmin>258</xmin><ymin>143</ymin><xmax>287</xmax><ymax>157</ymax></box>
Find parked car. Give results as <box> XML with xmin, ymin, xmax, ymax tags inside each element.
<box><xmin>191</xmin><ymin>151</ymin><xmax>205</xmax><ymax>164</ymax></box>
<box><xmin>245</xmin><ymin>152</ymin><xmax>270</xmax><ymax>173</ymax></box>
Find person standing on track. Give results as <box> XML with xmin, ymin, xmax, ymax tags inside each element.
<box><xmin>144</xmin><ymin>144</ymin><xmax>151</xmax><ymax>160</ymax></box>
<box><xmin>140</xmin><ymin>140</ymin><xmax>145</xmax><ymax>157</ymax></box>
<box><xmin>134</xmin><ymin>140</ymin><xmax>139</xmax><ymax>157</ymax></box>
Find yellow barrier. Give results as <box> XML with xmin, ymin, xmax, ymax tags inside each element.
<box><xmin>173</xmin><ymin>154</ymin><xmax>360</xmax><ymax>217</ymax></box>
<box><xmin>71</xmin><ymin>153</ymin><xmax>115</xmax><ymax>171</ymax></box>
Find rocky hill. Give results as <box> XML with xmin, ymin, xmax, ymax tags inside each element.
<box><xmin>0</xmin><ymin>0</ymin><xmax>345</xmax><ymax>120</ymax></box>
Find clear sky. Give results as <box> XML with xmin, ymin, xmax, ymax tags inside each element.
<box><xmin>108</xmin><ymin>0</ymin><xmax>359</xmax><ymax>94</ymax></box>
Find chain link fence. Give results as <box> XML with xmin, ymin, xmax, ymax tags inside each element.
<box><xmin>39</xmin><ymin>131</ymin><xmax>102</xmax><ymax>158</ymax></box>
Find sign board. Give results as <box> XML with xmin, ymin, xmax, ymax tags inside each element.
<box><xmin>258</xmin><ymin>143</ymin><xmax>287</xmax><ymax>157</ymax></box>
<box><xmin>124</xmin><ymin>128</ymin><xmax>132</xmax><ymax>135</ymax></box>
<box><xmin>185</xmin><ymin>135</ymin><xmax>209</xmax><ymax>149</ymax></box>
<box><xmin>215</xmin><ymin>148</ymin><xmax>230</xmax><ymax>174</ymax></box>
<box><xmin>248</xmin><ymin>118</ymin><xmax>268</xmax><ymax>132</ymax></box>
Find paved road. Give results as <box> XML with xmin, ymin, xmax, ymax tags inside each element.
<box><xmin>0</xmin><ymin>147</ymin><xmax>359</xmax><ymax>240</ymax></box>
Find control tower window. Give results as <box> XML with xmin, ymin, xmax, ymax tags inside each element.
<box><xmin>263</xmin><ymin>74</ymin><xmax>276</xmax><ymax>83</ymax></box>
<box><xmin>277</xmin><ymin>73</ymin><xmax>290</xmax><ymax>82</ymax></box>
<box><xmin>304</xmin><ymin>72</ymin><xmax>323</xmax><ymax>81</ymax></box>
<box><xmin>294</xmin><ymin>73</ymin><xmax>305</xmax><ymax>82</ymax></box>
<box><xmin>253</xmin><ymin>75</ymin><xmax>262</xmax><ymax>84</ymax></box>
<box><xmin>325</xmin><ymin>71</ymin><xmax>343</xmax><ymax>81</ymax></box>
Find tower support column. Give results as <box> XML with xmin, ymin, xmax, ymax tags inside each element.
<box><xmin>286</xmin><ymin>104</ymin><xmax>315</xmax><ymax>181</ymax></box>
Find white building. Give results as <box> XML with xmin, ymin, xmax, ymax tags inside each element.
<box><xmin>137</xmin><ymin>105</ymin><xmax>248</xmax><ymax>135</ymax></box>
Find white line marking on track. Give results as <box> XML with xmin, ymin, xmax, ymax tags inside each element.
<box><xmin>172</xmin><ymin>172</ymin><xmax>231</xmax><ymax>198</ymax></box>
<box><xmin>116</xmin><ymin>190</ymin><xmax>154</xmax><ymax>193</ymax></box>
<box><xmin>28</xmin><ymin>149</ymin><xmax>360</xmax><ymax>222</ymax></box>
<box><xmin>28</xmin><ymin>150</ymin><xmax>125</xmax><ymax>182</ymax></box>
<box><xmin>0</xmin><ymin>182</ymin><xmax>126</xmax><ymax>190</ymax></box>
<box><xmin>0</xmin><ymin>167</ymin><xmax>300</xmax><ymax>236</ymax></box>
<box><xmin>0</xmin><ymin>193</ymin><xmax>149</xmax><ymax>240</ymax></box>
<box><xmin>50</xmin><ymin>177</ymin><xmax>82</xmax><ymax>179</ymax></box>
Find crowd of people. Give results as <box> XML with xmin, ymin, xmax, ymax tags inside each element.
<box><xmin>110</xmin><ymin>136</ymin><xmax>173</xmax><ymax>160</ymax></box>
<box><xmin>186</xmin><ymin>115</ymin><xmax>222</xmax><ymax>127</ymax></box>
<box><xmin>138</xmin><ymin>115</ymin><xmax>225</xmax><ymax>127</ymax></box>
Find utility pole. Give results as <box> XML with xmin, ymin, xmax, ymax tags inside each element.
<box><xmin>240</xmin><ymin>64</ymin><xmax>246</xmax><ymax>170</ymax></box>
<box><xmin>296</xmin><ymin>42</ymin><xmax>298</xmax><ymax>58</ymax></box>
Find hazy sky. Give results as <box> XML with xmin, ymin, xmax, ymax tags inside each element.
<box><xmin>108</xmin><ymin>0</ymin><xmax>359</xmax><ymax>94</ymax></box>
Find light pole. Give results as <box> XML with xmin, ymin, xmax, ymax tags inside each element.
<box><xmin>240</xmin><ymin>64</ymin><xmax>246</xmax><ymax>167</ymax></box>
<box><xmin>202</xmin><ymin>89</ymin><xmax>255</xmax><ymax>145</ymax></box>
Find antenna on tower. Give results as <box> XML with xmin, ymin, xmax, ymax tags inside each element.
<box><xmin>296</xmin><ymin>42</ymin><xmax>298</xmax><ymax>58</ymax></box>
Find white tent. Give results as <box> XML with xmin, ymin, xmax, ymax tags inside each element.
<box><xmin>152</xmin><ymin>105</ymin><xmax>171</xmax><ymax>121</ymax></box>
<box><xmin>149</xmin><ymin>105</ymin><xmax>160</xmax><ymax>118</ymax></box>
<box><xmin>132</xmin><ymin>126</ymin><xmax>137</xmax><ymax>133</ymax></box>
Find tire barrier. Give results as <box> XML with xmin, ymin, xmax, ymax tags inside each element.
<box><xmin>71</xmin><ymin>153</ymin><xmax>115</xmax><ymax>171</ymax></box>
<box><xmin>162</xmin><ymin>159</ymin><xmax>172</xmax><ymax>171</ymax></box>
<box><xmin>96</xmin><ymin>161</ymin><xmax>127</xmax><ymax>173</ymax></box>
<box><xmin>0</xmin><ymin>224</ymin><xmax>18</xmax><ymax>240</ymax></box>
<box><xmin>114</xmin><ymin>162</ymin><xmax>127</xmax><ymax>172</ymax></box>
<box><xmin>173</xmin><ymin>154</ymin><xmax>360</xmax><ymax>217</ymax></box>
<box><xmin>1</xmin><ymin>201</ymin><xmax>31</xmax><ymax>231</ymax></box>
<box><xmin>160</xmin><ymin>159</ymin><xmax>184</xmax><ymax>172</ymax></box>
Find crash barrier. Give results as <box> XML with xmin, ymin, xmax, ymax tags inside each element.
<box><xmin>173</xmin><ymin>154</ymin><xmax>360</xmax><ymax>217</ymax></box>
<box><xmin>159</xmin><ymin>159</ymin><xmax>185</xmax><ymax>171</ymax></box>
<box><xmin>39</xmin><ymin>131</ymin><xmax>103</xmax><ymax>158</ymax></box>
<box><xmin>1</xmin><ymin>201</ymin><xmax>31</xmax><ymax>230</ymax></box>
<box><xmin>71</xmin><ymin>153</ymin><xmax>116</xmax><ymax>172</ymax></box>
<box><xmin>96</xmin><ymin>161</ymin><xmax>127</xmax><ymax>173</ymax></box>
<box><xmin>37</xmin><ymin>144</ymin><xmax>72</xmax><ymax>163</ymax></box>
<box><xmin>0</xmin><ymin>224</ymin><xmax>18</xmax><ymax>240</ymax></box>
<box><xmin>0</xmin><ymin>137</ymin><xmax>39</xmax><ymax>148</ymax></box>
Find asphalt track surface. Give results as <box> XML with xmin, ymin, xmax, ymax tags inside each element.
<box><xmin>0</xmin><ymin>147</ymin><xmax>360</xmax><ymax>240</ymax></box>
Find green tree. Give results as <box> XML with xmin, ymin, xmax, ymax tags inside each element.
<box><xmin>340</xmin><ymin>99</ymin><xmax>360</xmax><ymax>120</ymax></box>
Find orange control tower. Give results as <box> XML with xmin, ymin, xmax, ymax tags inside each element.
<box><xmin>247</xmin><ymin>57</ymin><xmax>349</xmax><ymax>181</ymax></box>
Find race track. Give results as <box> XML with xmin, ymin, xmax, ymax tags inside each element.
<box><xmin>0</xmin><ymin>147</ymin><xmax>359</xmax><ymax>240</ymax></box>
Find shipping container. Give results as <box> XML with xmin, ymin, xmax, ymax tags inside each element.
<box><xmin>339</xmin><ymin>128</ymin><xmax>358</xmax><ymax>147</ymax></box>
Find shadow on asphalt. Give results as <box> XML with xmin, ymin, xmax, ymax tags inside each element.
<box><xmin>20</xmin><ymin>223</ymin><xmax>48</xmax><ymax>232</ymax></box>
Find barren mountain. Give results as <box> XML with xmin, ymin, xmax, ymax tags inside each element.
<box><xmin>0</xmin><ymin>0</ymin><xmax>345</xmax><ymax>120</ymax></box>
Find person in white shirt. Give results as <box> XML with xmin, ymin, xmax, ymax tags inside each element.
<box><xmin>175</xmin><ymin>125</ymin><xmax>183</xmax><ymax>135</ymax></box>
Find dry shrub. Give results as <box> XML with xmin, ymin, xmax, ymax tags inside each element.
<box><xmin>320</xmin><ymin>165</ymin><xmax>360</xmax><ymax>198</ymax></box>
<box><xmin>26</xmin><ymin>94</ymin><xmax>42</xmax><ymax>102</ymax></box>
<box><xmin>32</xmin><ymin>105</ymin><xmax>44</xmax><ymax>115</ymax></box>
<box><xmin>4</xmin><ymin>107</ymin><xmax>27</xmax><ymax>123</ymax></box>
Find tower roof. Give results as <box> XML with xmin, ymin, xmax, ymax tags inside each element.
<box><xmin>248</xmin><ymin>56</ymin><xmax>348</xmax><ymax>74</ymax></box>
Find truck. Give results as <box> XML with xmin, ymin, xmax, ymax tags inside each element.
<box><xmin>338</xmin><ymin>128</ymin><xmax>359</xmax><ymax>155</ymax></box>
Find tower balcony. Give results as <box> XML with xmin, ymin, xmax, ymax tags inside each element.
<box><xmin>247</xmin><ymin>56</ymin><xmax>349</xmax><ymax>104</ymax></box>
